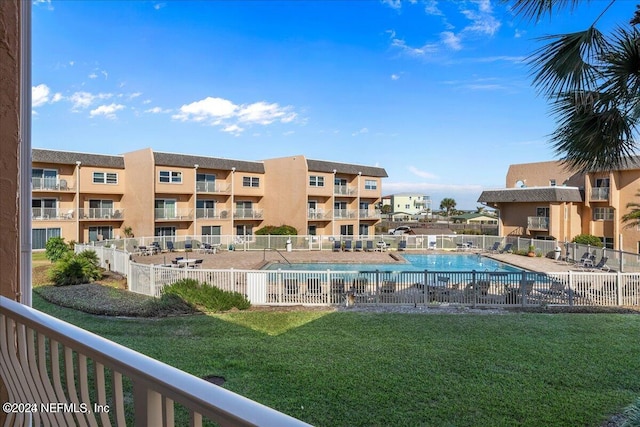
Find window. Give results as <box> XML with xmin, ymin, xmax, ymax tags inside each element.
<box><xmin>340</xmin><ymin>225</ymin><xmax>354</xmax><ymax>236</ymax></box>
<box><xmin>359</xmin><ymin>224</ymin><xmax>369</xmax><ymax>236</ymax></box>
<box><xmin>32</xmin><ymin>198</ymin><xmax>57</xmax><ymax>218</ymax></box>
<box><xmin>89</xmin><ymin>199</ymin><xmax>114</xmax><ymax>218</ymax></box>
<box><xmin>32</xmin><ymin>168</ymin><xmax>58</xmax><ymax>189</ymax></box>
<box><xmin>243</xmin><ymin>176</ymin><xmax>259</xmax><ymax>187</ymax></box>
<box><xmin>88</xmin><ymin>226</ymin><xmax>113</xmax><ymax>242</ymax></box>
<box><xmin>196</xmin><ymin>173</ymin><xmax>216</xmax><ymax>192</ymax></box>
<box><xmin>155</xmin><ymin>199</ymin><xmax>176</xmax><ymax>219</ymax></box>
<box><xmin>549</xmin><ymin>179</ymin><xmax>556</xmax><ymax>186</ymax></box>
<box><xmin>93</xmin><ymin>171</ymin><xmax>118</xmax><ymax>184</ymax></box>
<box><xmin>593</xmin><ymin>207</ymin><xmax>614</xmax><ymax>221</ymax></box>
<box><xmin>196</xmin><ymin>199</ymin><xmax>216</xmax><ymax>218</ymax></box>
<box><xmin>595</xmin><ymin>178</ymin><xmax>610</xmax><ymax>188</ymax></box>
<box><xmin>32</xmin><ymin>228</ymin><xmax>60</xmax><ymax>250</ymax></box>
<box><xmin>309</xmin><ymin>176</ymin><xmax>324</xmax><ymax>187</ymax></box>
<box><xmin>364</xmin><ymin>179</ymin><xmax>377</xmax><ymax>190</ymax></box>
<box><xmin>536</xmin><ymin>207</ymin><xmax>550</xmax><ymax>217</ymax></box>
<box><xmin>159</xmin><ymin>170</ymin><xmax>182</xmax><ymax>183</ymax></box>
<box><xmin>600</xmin><ymin>237</ymin><xmax>614</xmax><ymax>249</ymax></box>
<box><xmin>201</xmin><ymin>225</ymin><xmax>221</xmax><ymax>244</ymax></box>
<box><xmin>154</xmin><ymin>226</ymin><xmax>176</xmax><ymax>237</ymax></box>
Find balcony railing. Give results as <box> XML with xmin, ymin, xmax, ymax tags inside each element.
<box><xmin>334</xmin><ymin>209</ymin><xmax>356</xmax><ymax>219</ymax></box>
<box><xmin>155</xmin><ymin>208</ymin><xmax>193</xmax><ymax>220</ymax></box>
<box><xmin>195</xmin><ymin>208</ymin><xmax>231</xmax><ymax>219</ymax></box>
<box><xmin>0</xmin><ymin>296</ymin><xmax>310</xmax><ymax>427</ymax></box>
<box><xmin>32</xmin><ymin>208</ymin><xmax>75</xmax><ymax>220</ymax></box>
<box><xmin>334</xmin><ymin>185</ymin><xmax>356</xmax><ymax>196</ymax></box>
<box><xmin>196</xmin><ymin>181</ymin><xmax>231</xmax><ymax>193</ymax></box>
<box><xmin>527</xmin><ymin>216</ymin><xmax>549</xmax><ymax>230</ymax></box>
<box><xmin>359</xmin><ymin>209</ymin><xmax>381</xmax><ymax>219</ymax></box>
<box><xmin>78</xmin><ymin>208</ymin><xmax>124</xmax><ymax>220</ymax></box>
<box><xmin>31</xmin><ymin>177</ymin><xmax>75</xmax><ymax>191</ymax></box>
<box><xmin>307</xmin><ymin>209</ymin><xmax>330</xmax><ymax>220</ymax></box>
<box><xmin>234</xmin><ymin>208</ymin><xmax>263</xmax><ymax>219</ymax></box>
<box><xmin>590</xmin><ymin>187</ymin><xmax>610</xmax><ymax>201</ymax></box>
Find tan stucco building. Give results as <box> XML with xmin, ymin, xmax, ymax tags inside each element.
<box><xmin>479</xmin><ymin>159</ymin><xmax>640</xmax><ymax>252</ymax></box>
<box><xmin>31</xmin><ymin>148</ymin><xmax>388</xmax><ymax>247</ymax></box>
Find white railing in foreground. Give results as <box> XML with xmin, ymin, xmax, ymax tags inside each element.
<box><xmin>0</xmin><ymin>296</ymin><xmax>310</xmax><ymax>427</ymax></box>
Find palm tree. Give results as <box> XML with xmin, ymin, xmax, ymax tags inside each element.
<box><xmin>439</xmin><ymin>198</ymin><xmax>457</xmax><ymax>218</ymax></box>
<box><xmin>510</xmin><ymin>1</ymin><xmax>640</xmax><ymax>172</ymax></box>
<box><xmin>622</xmin><ymin>190</ymin><xmax>640</xmax><ymax>228</ymax></box>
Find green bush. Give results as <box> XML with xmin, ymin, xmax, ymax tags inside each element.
<box><xmin>45</xmin><ymin>237</ymin><xmax>71</xmax><ymax>262</ymax></box>
<box><xmin>48</xmin><ymin>251</ymin><xmax>102</xmax><ymax>286</ymax></box>
<box><xmin>571</xmin><ymin>234</ymin><xmax>604</xmax><ymax>247</ymax></box>
<box><xmin>162</xmin><ymin>278</ymin><xmax>250</xmax><ymax>312</ymax></box>
<box><xmin>255</xmin><ymin>225</ymin><xmax>298</xmax><ymax>235</ymax></box>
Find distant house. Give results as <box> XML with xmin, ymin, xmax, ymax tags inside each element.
<box><xmin>451</xmin><ymin>213</ymin><xmax>498</xmax><ymax>225</ymax></box>
<box><xmin>383</xmin><ymin>193</ymin><xmax>431</xmax><ymax>216</ymax></box>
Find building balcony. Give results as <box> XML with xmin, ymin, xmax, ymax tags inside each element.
<box><xmin>195</xmin><ymin>208</ymin><xmax>231</xmax><ymax>219</ymax></box>
<box><xmin>234</xmin><ymin>208</ymin><xmax>263</xmax><ymax>219</ymax></box>
<box><xmin>196</xmin><ymin>181</ymin><xmax>231</xmax><ymax>193</ymax></box>
<box><xmin>334</xmin><ymin>185</ymin><xmax>357</xmax><ymax>196</ymax></box>
<box><xmin>78</xmin><ymin>208</ymin><xmax>125</xmax><ymax>220</ymax></box>
<box><xmin>155</xmin><ymin>208</ymin><xmax>193</xmax><ymax>220</ymax></box>
<box><xmin>527</xmin><ymin>216</ymin><xmax>549</xmax><ymax>231</ymax></box>
<box><xmin>590</xmin><ymin>187</ymin><xmax>610</xmax><ymax>201</ymax></box>
<box><xmin>359</xmin><ymin>209</ymin><xmax>382</xmax><ymax>219</ymax></box>
<box><xmin>334</xmin><ymin>209</ymin><xmax>356</xmax><ymax>219</ymax></box>
<box><xmin>31</xmin><ymin>177</ymin><xmax>75</xmax><ymax>192</ymax></box>
<box><xmin>0</xmin><ymin>296</ymin><xmax>309</xmax><ymax>427</ymax></box>
<box><xmin>32</xmin><ymin>208</ymin><xmax>76</xmax><ymax>220</ymax></box>
<box><xmin>307</xmin><ymin>209</ymin><xmax>331</xmax><ymax>220</ymax></box>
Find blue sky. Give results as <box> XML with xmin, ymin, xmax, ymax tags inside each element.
<box><xmin>31</xmin><ymin>0</ymin><xmax>635</xmax><ymax>209</ymax></box>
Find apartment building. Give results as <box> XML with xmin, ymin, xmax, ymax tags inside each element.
<box><xmin>478</xmin><ymin>159</ymin><xmax>640</xmax><ymax>252</ymax></box>
<box><xmin>382</xmin><ymin>193</ymin><xmax>432</xmax><ymax>215</ymax></box>
<box><xmin>31</xmin><ymin>148</ymin><xmax>387</xmax><ymax>248</ymax></box>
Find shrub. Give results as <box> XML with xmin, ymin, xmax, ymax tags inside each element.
<box><xmin>571</xmin><ymin>234</ymin><xmax>604</xmax><ymax>247</ymax></box>
<box><xmin>48</xmin><ymin>251</ymin><xmax>102</xmax><ymax>286</ymax></box>
<box><xmin>162</xmin><ymin>278</ymin><xmax>250</xmax><ymax>312</ymax></box>
<box><xmin>255</xmin><ymin>225</ymin><xmax>298</xmax><ymax>235</ymax></box>
<box><xmin>45</xmin><ymin>237</ymin><xmax>71</xmax><ymax>262</ymax></box>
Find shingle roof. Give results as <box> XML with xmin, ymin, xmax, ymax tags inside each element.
<box><xmin>306</xmin><ymin>159</ymin><xmax>388</xmax><ymax>177</ymax></box>
<box><xmin>33</xmin><ymin>149</ymin><xmax>125</xmax><ymax>168</ymax></box>
<box><xmin>153</xmin><ymin>152</ymin><xmax>265</xmax><ymax>173</ymax></box>
<box><xmin>478</xmin><ymin>187</ymin><xmax>583</xmax><ymax>203</ymax></box>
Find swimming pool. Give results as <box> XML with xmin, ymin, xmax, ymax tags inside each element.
<box><xmin>265</xmin><ymin>254</ymin><xmax>522</xmax><ymax>272</ymax></box>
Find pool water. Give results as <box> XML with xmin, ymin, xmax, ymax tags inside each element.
<box><xmin>265</xmin><ymin>254</ymin><xmax>522</xmax><ymax>272</ymax></box>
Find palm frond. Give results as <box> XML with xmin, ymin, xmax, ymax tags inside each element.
<box><xmin>600</xmin><ymin>26</ymin><xmax>640</xmax><ymax>112</ymax></box>
<box><xmin>529</xmin><ymin>28</ymin><xmax>608</xmax><ymax>98</ymax></box>
<box><xmin>550</xmin><ymin>91</ymin><xmax>637</xmax><ymax>172</ymax></box>
<box><xmin>622</xmin><ymin>192</ymin><xmax>640</xmax><ymax>229</ymax></box>
<box><xmin>508</xmin><ymin>0</ymin><xmax>585</xmax><ymax>22</ymax></box>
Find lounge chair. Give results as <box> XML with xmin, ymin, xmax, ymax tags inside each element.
<box><xmin>485</xmin><ymin>242</ymin><xmax>500</xmax><ymax>253</ymax></box>
<box><xmin>344</xmin><ymin>240</ymin><xmax>353</xmax><ymax>252</ymax></box>
<box><xmin>380</xmin><ymin>280</ymin><xmax>396</xmax><ymax>293</ymax></box>
<box><xmin>166</xmin><ymin>241</ymin><xmax>175</xmax><ymax>252</ymax></box>
<box><xmin>354</xmin><ymin>240</ymin><xmax>363</xmax><ymax>252</ymax></box>
<box><xmin>188</xmin><ymin>259</ymin><xmax>204</xmax><ymax>269</ymax></box>
<box><xmin>584</xmin><ymin>256</ymin><xmax>611</xmax><ymax>272</ymax></box>
<box><xmin>499</xmin><ymin>243</ymin><xmax>513</xmax><ymax>254</ymax></box>
<box><xmin>398</xmin><ymin>240</ymin><xmax>407</xmax><ymax>251</ymax></box>
<box><xmin>365</xmin><ymin>240</ymin><xmax>374</xmax><ymax>252</ymax></box>
<box><xmin>332</xmin><ymin>240</ymin><xmax>341</xmax><ymax>252</ymax></box>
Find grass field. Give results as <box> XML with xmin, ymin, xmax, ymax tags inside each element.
<box><xmin>33</xmin><ymin>293</ymin><xmax>640</xmax><ymax>427</ymax></box>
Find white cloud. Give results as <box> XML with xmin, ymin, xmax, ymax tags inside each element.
<box><xmin>88</xmin><ymin>73</ymin><xmax>98</xmax><ymax>79</ymax></box>
<box><xmin>390</xmin><ymin>37</ymin><xmax>438</xmax><ymax>57</ymax></box>
<box><xmin>145</xmin><ymin>106</ymin><xmax>171</xmax><ymax>114</ymax></box>
<box><xmin>69</xmin><ymin>91</ymin><xmax>113</xmax><ymax>110</ymax></box>
<box><xmin>154</xmin><ymin>2</ymin><xmax>167</xmax><ymax>10</ymax></box>
<box><xmin>408</xmin><ymin>166</ymin><xmax>439</xmax><ymax>180</ymax></box>
<box><xmin>173</xmin><ymin>96</ymin><xmax>299</xmax><ymax>133</ymax></box>
<box><xmin>391</xmin><ymin>73</ymin><xmax>400</xmax><ymax>80</ymax></box>
<box><xmin>514</xmin><ymin>29</ymin><xmax>525</xmax><ymax>38</ymax></box>
<box><xmin>384</xmin><ymin>181</ymin><xmax>483</xmax><ymax>193</ymax></box>
<box><xmin>424</xmin><ymin>0</ymin><xmax>442</xmax><ymax>16</ymax></box>
<box><xmin>89</xmin><ymin>103</ymin><xmax>125</xmax><ymax>119</ymax></box>
<box><xmin>352</xmin><ymin>128</ymin><xmax>369</xmax><ymax>136</ymax></box>
<box><xmin>51</xmin><ymin>93</ymin><xmax>63</xmax><ymax>103</ymax></box>
<box><xmin>381</xmin><ymin>0</ymin><xmax>402</xmax><ymax>10</ymax></box>
<box><xmin>283</xmin><ymin>130</ymin><xmax>295</xmax><ymax>136</ymax></box>
<box><xmin>33</xmin><ymin>0</ymin><xmax>53</xmax><ymax>10</ymax></box>
<box><xmin>32</xmin><ymin>84</ymin><xmax>51</xmax><ymax>107</ymax></box>
<box><xmin>461</xmin><ymin>5</ymin><xmax>501</xmax><ymax>36</ymax></box>
<box><xmin>440</xmin><ymin>31</ymin><xmax>462</xmax><ymax>51</ymax></box>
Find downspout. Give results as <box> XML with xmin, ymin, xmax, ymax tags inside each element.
<box><xmin>193</xmin><ymin>163</ymin><xmax>198</xmax><ymax>238</ymax></box>
<box><xmin>75</xmin><ymin>161</ymin><xmax>81</xmax><ymax>242</ymax></box>
<box><xmin>19</xmin><ymin>0</ymin><xmax>32</xmax><ymax>306</ymax></box>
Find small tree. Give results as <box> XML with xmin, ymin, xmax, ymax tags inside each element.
<box><xmin>45</xmin><ymin>237</ymin><xmax>71</xmax><ymax>262</ymax></box>
<box><xmin>255</xmin><ymin>225</ymin><xmax>298</xmax><ymax>235</ymax></box>
<box><xmin>48</xmin><ymin>250</ymin><xmax>102</xmax><ymax>286</ymax></box>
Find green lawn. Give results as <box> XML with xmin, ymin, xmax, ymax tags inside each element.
<box><xmin>33</xmin><ymin>294</ymin><xmax>640</xmax><ymax>427</ymax></box>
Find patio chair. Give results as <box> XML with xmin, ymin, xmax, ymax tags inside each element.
<box><xmin>352</xmin><ymin>277</ymin><xmax>368</xmax><ymax>294</ymax></box>
<box><xmin>332</xmin><ymin>240</ymin><xmax>341</xmax><ymax>252</ymax></box>
<box><xmin>344</xmin><ymin>240</ymin><xmax>353</xmax><ymax>252</ymax></box>
<box><xmin>365</xmin><ymin>240</ymin><xmax>374</xmax><ymax>252</ymax></box>
<box><xmin>188</xmin><ymin>259</ymin><xmax>204</xmax><ymax>269</ymax></box>
<box><xmin>485</xmin><ymin>242</ymin><xmax>500</xmax><ymax>253</ymax></box>
<box><xmin>499</xmin><ymin>243</ymin><xmax>513</xmax><ymax>254</ymax></box>
<box><xmin>585</xmin><ymin>256</ymin><xmax>611</xmax><ymax>272</ymax></box>
<box><xmin>380</xmin><ymin>280</ymin><xmax>396</xmax><ymax>294</ymax></box>
<box><xmin>184</xmin><ymin>241</ymin><xmax>193</xmax><ymax>252</ymax></box>
<box><xmin>398</xmin><ymin>240</ymin><xmax>407</xmax><ymax>251</ymax></box>
<box><xmin>354</xmin><ymin>240</ymin><xmax>363</xmax><ymax>252</ymax></box>
<box><xmin>166</xmin><ymin>241</ymin><xmax>175</xmax><ymax>252</ymax></box>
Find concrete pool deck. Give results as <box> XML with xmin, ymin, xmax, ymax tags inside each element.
<box><xmin>133</xmin><ymin>249</ymin><xmax>576</xmax><ymax>272</ymax></box>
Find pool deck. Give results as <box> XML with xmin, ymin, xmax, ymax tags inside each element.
<box><xmin>133</xmin><ymin>249</ymin><xmax>576</xmax><ymax>272</ymax></box>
